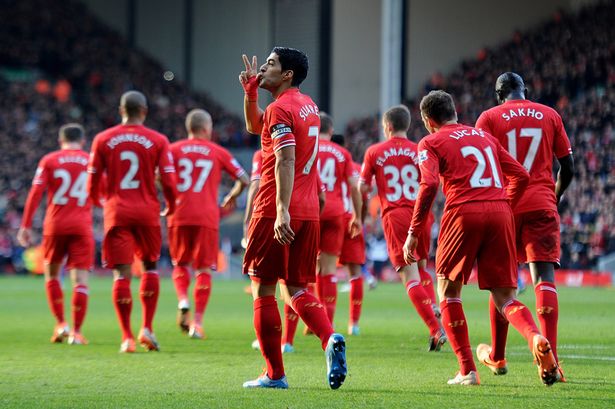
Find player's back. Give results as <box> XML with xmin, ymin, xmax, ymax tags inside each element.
<box><xmin>39</xmin><ymin>149</ymin><xmax>92</xmax><ymax>235</ymax></box>
<box><xmin>255</xmin><ymin>88</ymin><xmax>320</xmax><ymax>221</ymax></box>
<box><xmin>420</xmin><ymin>124</ymin><xmax>507</xmax><ymax>209</ymax></box>
<box><xmin>91</xmin><ymin>124</ymin><xmax>171</xmax><ymax>226</ymax></box>
<box><xmin>476</xmin><ymin>100</ymin><xmax>572</xmax><ymax>213</ymax></box>
<box><xmin>362</xmin><ymin>137</ymin><xmax>420</xmax><ymax>216</ymax></box>
<box><xmin>318</xmin><ymin>140</ymin><xmax>353</xmax><ymax>219</ymax></box>
<box><xmin>168</xmin><ymin>138</ymin><xmax>245</xmax><ymax>228</ymax></box>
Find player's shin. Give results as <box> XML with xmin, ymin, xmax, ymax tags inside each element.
<box><xmin>406</xmin><ymin>280</ymin><xmax>441</xmax><ymax>336</ymax></box>
<box><xmin>441</xmin><ymin>298</ymin><xmax>476</xmax><ymax>375</ymax></box>
<box><xmin>291</xmin><ymin>289</ymin><xmax>334</xmax><ymax>350</ymax></box>
<box><xmin>254</xmin><ymin>296</ymin><xmax>285</xmax><ymax>380</ymax></box>
<box><xmin>489</xmin><ymin>294</ymin><xmax>509</xmax><ymax>361</ymax></box>
<box><xmin>45</xmin><ymin>278</ymin><xmax>65</xmax><ymax>324</ymax></box>
<box><xmin>140</xmin><ymin>271</ymin><xmax>160</xmax><ymax>332</ymax></box>
<box><xmin>535</xmin><ymin>282</ymin><xmax>559</xmax><ymax>361</ymax></box>
<box><xmin>172</xmin><ymin>265</ymin><xmax>191</xmax><ymax>305</ymax></box>
<box><xmin>193</xmin><ymin>271</ymin><xmax>212</xmax><ymax>326</ymax></box>
<box><xmin>349</xmin><ymin>275</ymin><xmax>363</xmax><ymax>327</ymax></box>
<box><xmin>282</xmin><ymin>303</ymin><xmax>299</xmax><ymax>346</ymax></box>
<box><xmin>112</xmin><ymin>277</ymin><xmax>133</xmax><ymax>340</ymax></box>
<box><xmin>71</xmin><ymin>284</ymin><xmax>88</xmax><ymax>332</ymax></box>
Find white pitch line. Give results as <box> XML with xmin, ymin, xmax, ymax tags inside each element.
<box><xmin>507</xmin><ymin>352</ymin><xmax>615</xmax><ymax>361</ymax></box>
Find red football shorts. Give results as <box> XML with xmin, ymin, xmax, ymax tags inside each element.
<box><xmin>102</xmin><ymin>225</ymin><xmax>161</xmax><ymax>268</ymax></box>
<box><xmin>319</xmin><ymin>216</ymin><xmax>345</xmax><ymax>256</ymax></box>
<box><xmin>339</xmin><ymin>214</ymin><xmax>366</xmax><ymax>265</ymax></box>
<box><xmin>168</xmin><ymin>225</ymin><xmax>219</xmax><ymax>270</ymax></box>
<box><xmin>436</xmin><ymin>201</ymin><xmax>516</xmax><ymax>290</ymax></box>
<box><xmin>42</xmin><ymin>234</ymin><xmax>94</xmax><ymax>270</ymax></box>
<box><xmin>383</xmin><ymin>207</ymin><xmax>430</xmax><ymax>270</ymax></box>
<box><xmin>243</xmin><ymin>217</ymin><xmax>319</xmax><ymax>286</ymax></box>
<box><xmin>514</xmin><ymin>209</ymin><xmax>561</xmax><ymax>267</ymax></box>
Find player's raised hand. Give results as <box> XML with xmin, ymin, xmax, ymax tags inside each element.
<box><xmin>274</xmin><ymin>208</ymin><xmax>295</xmax><ymax>245</ymax></box>
<box><xmin>17</xmin><ymin>228</ymin><xmax>32</xmax><ymax>247</ymax></box>
<box><xmin>403</xmin><ymin>232</ymin><xmax>418</xmax><ymax>264</ymax></box>
<box><xmin>239</xmin><ymin>54</ymin><xmax>260</xmax><ymax>97</ymax></box>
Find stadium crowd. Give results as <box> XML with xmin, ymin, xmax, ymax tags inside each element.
<box><xmin>343</xmin><ymin>1</ymin><xmax>615</xmax><ymax>270</ymax></box>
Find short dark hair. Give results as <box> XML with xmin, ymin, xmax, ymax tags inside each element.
<box><xmin>495</xmin><ymin>72</ymin><xmax>525</xmax><ymax>101</ymax></box>
<box><xmin>319</xmin><ymin>112</ymin><xmax>333</xmax><ymax>134</ymax></box>
<box><xmin>419</xmin><ymin>90</ymin><xmax>457</xmax><ymax>125</ymax></box>
<box><xmin>331</xmin><ymin>134</ymin><xmax>345</xmax><ymax>146</ymax></box>
<box><xmin>120</xmin><ymin>90</ymin><xmax>148</xmax><ymax>117</ymax></box>
<box><xmin>272</xmin><ymin>47</ymin><xmax>309</xmax><ymax>86</ymax></box>
<box><xmin>59</xmin><ymin>123</ymin><xmax>85</xmax><ymax>142</ymax></box>
<box><xmin>383</xmin><ymin>105</ymin><xmax>411</xmax><ymax>133</ymax></box>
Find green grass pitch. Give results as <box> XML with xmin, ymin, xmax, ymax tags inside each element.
<box><xmin>0</xmin><ymin>275</ymin><xmax>614</xmax><ymax>408</ymax></box>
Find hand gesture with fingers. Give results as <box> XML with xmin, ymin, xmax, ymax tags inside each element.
<box><xmin>239</xmin><ymin>54</ymin><xmax>260</xmax><ymax>97</ymax></box>
<box><xmin>274</xmin><ymin>208</ymin><xmax>295</xmax><ymax>245</ymax></box>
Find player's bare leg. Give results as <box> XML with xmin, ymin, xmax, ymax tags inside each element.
<box><xmin>317</xmin><ymin>253</ymin><xmax>338</xmax><ymax>326</ymax></box>
<box><xmin>45</xmin><ymin>263</ymin><xmax>69</xmax><ymax>343</ymax></box>
<box><xmin>138</xmin><ymin>260</ymin><xmax>160</xmax><ymax>351</ymax></box>
<box><xmin>490</xmin><ymin>287</ymin><xmax>560</xmax><ymax>386</ymax></box>
<box><xmin>347</xmin><ymin>263</ymin><xmax>363</xmax><ymax>336</ymax></box>
<box><xmin>172</xmin><ymin>262</ymin><xmax>191</xmax><ymax>333</ymax></box>
<box><xmin>280</xmin><ymin>283</ymin><xmax>347</xmax><ymax>390</ymax></box>
<box><xmin>67</xmin><ymin>268</ymin><xmax>89</xmax><ymax>345</ymax></box>
<box><xmin>112</xmin><ymin>264</ymin><xmax>136</xmax><ymax>352</ymax></box>
<box><xmin>399</xmin><ymin>263</ymin><xmax>445</xmax><ymax>351</ymax></box>
<box><xmin>190</xmin><ymin>267</ymin><xmax>212</xmax><ymax>339</ymax></box>
<box><xmin>437</xmin><ymin>279</ymin><xmax>479</xmax><ymax>385</ymax></box>
<box><xmin>244</xmin><ymin>280</ymin><xmax>287</xmax><ymax>388</ymax></box>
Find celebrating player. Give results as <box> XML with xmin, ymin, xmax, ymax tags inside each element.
<box><xmin>360</xmin><ymin>105</ymin><xmax>445</xmax><ymax>351</ymax></box>
<box><xmin>316</xmin><ymin>112</ymin><xmax>362</xmax><ymax>327</ymax></box>
<box><xmin>404</xmin><ymin>90</ymin><xmax>560</xmax><ymax>386</ymax></box>
<box><xmin>168</xmin><ymin>109</ymin><xmax>249</xmax><ymax>339</ymax></box>
<box><xmin>474</xmin><ymin>72</ymin><xmax>573</xmax><ymax>380</ymax></box>
<box><xmin>18</xmin><ymin>124</ymin><xmax>93</xmax><ymax>345</ymax></box>
<box><xmin>87</xmin><ymin>91</ymin><xmax>177</xmax><ymax>353</ymax></box>
<box><xmin>239</xmin><ymin>47</ymin><xmax>347</xmax><ymax>389</ymax></box>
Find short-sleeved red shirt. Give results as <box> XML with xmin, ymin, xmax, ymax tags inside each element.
<box><xmin>476</xmin><ymin>99</ymin><xmax>573</xmax><ymax>213</ymax></box>
<box><xmin>250</xmin><ymin>149</ymin><xmax>263</xmax><ymax>181</ymax></box>
<box><xmin>167</xmin><ymin>139</ymin><xmax>246</xmax><ymax>228</ymax></box>
<box><xmin>88</xmin><ymin>124</ymin><xmax>175</xmax><ymax>229</ymax></box>
<box><xmin>318</xmin><ymin>140</ymin><xmax>354</xmax><ymax>219</ymax></box>
<box><xmin>22</xmin><ymin>149</ymin><xmax>92</xmax><ymax>236</ymax></box>
<box><xmin>253</xmin><ymin>88</ymin><xmax>320</xmax><ymax>221</ymax></box>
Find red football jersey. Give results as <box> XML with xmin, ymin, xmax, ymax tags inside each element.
<box><xmin>342</xmin><ymin>162</ymin><xmax>361</xmax><ymax>215</ymax></box>
<box><xmin>21</xmin><ymin>149</ymin><xmax>92</xmax><ymax>236</ymax></box>
<box><xmin>318</xmin><ymin>140</ymin><xmax>355</xmax><ymax>219</ymax></box>
<box><xmin>167</xmin><ymin>139</ymin><xmax>246</xmax><ymax>228</ymax></box>
<box><xmin>87</xmin><ymin>124</ymin><xmax>176</xmax><ymax>229</ymax></box>
<box><xmin>360</xmin><ymin>137</ymin><xmax>421</xmax><ymax>217</ymax></box>
<box><xmin>410</xmin><ymin>124</ymin><xmax>529</xmax><ymax>233</ymax></box>
<box><xmin>476</xmin><ymin>99</ymin><xmax>573</xmax><ymax>213</ymax></box>
<box><xmin>253</xmin><ymin>88</ymin><xmax>320</xmax><ymax>221</ymax></box>
<box><xmin>250</xmin><ymin>149</ymin><xmax>262</xmax><ymax>181</ymax></box>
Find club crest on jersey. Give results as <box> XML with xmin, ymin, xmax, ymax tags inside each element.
<box><xmin>418</xmin><ymin>150</ymin><xmax>428</xmax><ymax>164</ymax></box>
<box><xmin>271</xmin><ymin>123</ymin><xmax>292</xmax><ymax>139</ymax></box>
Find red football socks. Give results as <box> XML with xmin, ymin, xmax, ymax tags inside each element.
<box><xmin>349</xmin><ymin>276</ymin><xmax>364</xmax><ymax>325</ymax></box>
<box><xmin>441</xmin><ymin>298</ymin><xmax>476</xmax><ymax>375</ymax></box>
<box><xmin>502</xmin><ymin>298</ymin><xmax>540</xmax><ymax>349</ymax></box>
<box><xmin>316</xmin><ymin>274</ymin><xmax>337</xmax><ymax>324</ymax></box>
<box><xmin>172</xmin><ymin>265</ymin><xmax>190</xmax><ymax>303</ymax></box>
<box><xmin>253</xmin><ymin>296</ymin><xmax>284</xmax><ymax>380</ymax></box>
<box><xmin>71</xmin><ymin>284</ymin><xmax>88</xmax><ymax>332</ymax></box>
<box><xmin>291</xmin><ymin>290</ymin><xmax>334</xmax><ymax>350</ymax></box>
<box><xmin>282</xmin><ymin>303</ymin><xmax>299</xmax><ymax>346</ymax></box>
<box><xmin>489</xmin><ymin>294</ymin><xmax>509</xmax><ymax>362</ymax></box>
<box><xmin>140</xmin><ymin>271</ymin><xmax>160</xmax><ymax>332</ymax></box>
<box><xmin>193</xmin><ymin>272</ymin><xmax>212</xmax><ymax>326</ymax></box>
<box><xmin>535</xmin><ymin>282</ymin><xmax>559</xmax><ymax>361</ymax></box>
<box><xmin>112</xmin><ymin>278</ymin><xmax>133</xmax><ymax>340</ymax></box>
<box><xmin>45</xmin><ymin>279</ymin><xmax>64</xmax><ymax>323</ymax></box>
<box><xmin>406</xmin><ymin>280</ymin><xmax>441</xmax><ymax>336</ymax></box>
<box><xmin>418</xmin><ymin>268</ymin><xmax>437</xmax><ymax>306</ymax></box>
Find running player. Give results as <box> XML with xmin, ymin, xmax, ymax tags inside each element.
<box><xmin>239</xmin><ymin>47</ymin><xmax>346</xmax><ymax>389</ymax></box>
<box><xmin>316</xmin><ymin>112</ymin><xmax>362</xmax><ymax>326</ymax></box>
<box><xmin>404</xmin><ymin>90</ymin><xmax>560</xmax><ymax>386</ymax></box>
<box><xmin>360</xmin><ymin>105</ymin><xmax>445</xmax><ymax>351</ymax></box>
<box><xmin>18</xmin><ymin>124</ymin><xmax>93</xmax><ymax>345</ymax></box>
<box><xmin>475</xmin><ymin>72</ymin><xmax>573</xmax><ymax>380</ymax></box>
<box><xmin>168</xmin><ymin>109</ymin><xmax>249</xmax><ymax>339</ymax></box>
<box><xmin>87</xmin><ymin>91</ymin><xmax>177</xmax><ymax>353</ymax></box>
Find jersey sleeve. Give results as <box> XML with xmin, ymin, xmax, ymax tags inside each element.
<box><xmin>157</xmin><ymin>139</ymin><xmax>178</xmax><ymax>208</ymax></box>
<box><xmin>410</xmin><ymin>140</ymin><xmax>440</xmax><ymax>235</ymax></box>
<box><xmin>21</xmin><ymin>158</ymin><xmax>48</xmax><ymax>229</ymax></box>
<box><xmin>552</xmin><ymin>113</ymin><xmax>573</xmax><ymax>159</ymax></box>
<box><xmin>497</xmin><ymin>142</ymin><xmax>530</xmax><ymax>209</ymax></box>
<box><xmin>475</xmin><ymin>111</ymin><xmax>493</xmax><ymax>135</ymax></box>
<box><xmin>220</xmin><ymin>148</ymin><xmax>247</xmax><ymax>180</ymax></box>
<box><xmin>250</xmin><ymin>150</ymin><xmax>262</xmax><ymax>181</ymax></box>
<box><xmin>359</xmin><ymin>149</ymin><xmax>375</xmax><ymax>186</ymax></box>
<box><xmin>269</xmin><ymin>105</ymin><xmax>295</xmax><ymax>152</ymax></box>
<box><xmin>86</xmin><ymin>135</ymin><xmax>105</xmax><ymax>206</ymax></box>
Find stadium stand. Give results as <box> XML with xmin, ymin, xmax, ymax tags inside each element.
<box><xmin>0</xmin><ymin>0</ymin><xmax>251</xmax><ymax>272</ymax></box>
<box><xmin>344</xmin><ymin>1</ymin><xmax>615</xmax><ymax>270</ymax></box>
